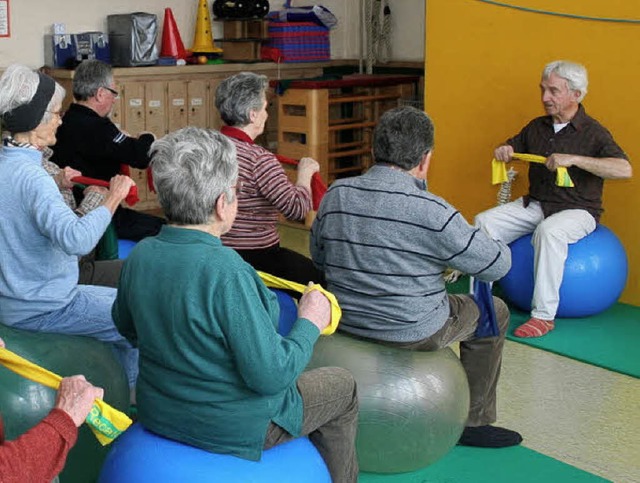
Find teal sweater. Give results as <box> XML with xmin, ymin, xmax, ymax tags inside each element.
<box><xmin>113</xmin><ymin>226</ymin><xmax>320</xmax><ymax>461</ymax></box>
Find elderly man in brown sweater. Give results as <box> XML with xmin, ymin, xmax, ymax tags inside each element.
<box><xmin>475</xmin><ymin>60</ymin><xmax>631</xmax><ymax>338</ymax></box>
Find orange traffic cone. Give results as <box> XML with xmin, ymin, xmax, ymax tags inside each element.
<box><xmin>191</xmin><ymin>0</ymin><xmax>223</xmax><ymax>55</ymax></box>
<box><xmin>160</xmin><ymin>8</ymin><xmax>187</xmax><ymax>59</ymax></box>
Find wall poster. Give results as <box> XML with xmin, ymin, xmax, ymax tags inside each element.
<box><xmin>0</xmin><ymin>0</ymin><xmax>9</xmax><ymax>38</ymax></box>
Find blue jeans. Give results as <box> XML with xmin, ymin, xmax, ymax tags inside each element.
<box><xmin>13</xmin><ymin>285</ymin><xmax>138</xmax><ymax>387</ymax></box>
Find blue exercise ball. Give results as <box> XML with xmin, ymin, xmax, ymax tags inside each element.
<box><xmin>273</xmin><ymin>289</ymin><xmax>298</xmax><ymax>336</ymax></box>
<box><xmin>117</xmin><ymin>239</ymin><xmax>137</xmax><ymax>259</ymax></box>
<box><xmin>307</xmin><ymin>333</ymin><xmax>469</xmax><ymax>474</ymax></box>
<box><xmin>98</xmin><ymin>424</ymin><xmax>331</xmax><ymax>483</ymax></box>
<box><xmin>499</xmin><ymin>225</ymin><xmax>628</xmax><ymax>318</ymax></box>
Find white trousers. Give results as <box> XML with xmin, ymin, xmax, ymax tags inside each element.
<box><xmin>475</xmin><ymin>197</ymin><xmax>596</xmax><ymax>320</ymax></box>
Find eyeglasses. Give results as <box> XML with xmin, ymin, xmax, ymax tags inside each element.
<box><xmin>102</xmin><ymin>86</ymin><xmax>119</xmax><ymax>97</ymax></box>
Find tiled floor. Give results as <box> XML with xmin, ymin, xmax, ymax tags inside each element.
<box><xmin>279</xmin><ymin>223</ymin><xmax>640</xmax><ymax>483</ymax></box>
<box><xmin>497</xmin><ymin>342</ymin><xmax>640</xmax><ymax>482</ymax></box>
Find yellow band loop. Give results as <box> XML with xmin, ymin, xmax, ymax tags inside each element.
<box><xmin>491</xmin><ymin>153</ymin><xmax>574</xmax><ymax>187</ymax></box>
<box><xmin>258</xmin><ymin>271</ymin><xmax>341</xmax><ymax>335</ymax></box>
<box><xmin>0</xmin><ymin>347</ymin><xmax>131</xmax><ymax>445</ymax></box>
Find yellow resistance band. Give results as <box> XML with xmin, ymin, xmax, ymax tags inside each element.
<box><xmin>258</xmin><ymin>272</ymin><xmax>341</xmax><ymax>336</ymax></box>
<box><xmin>0</xmin><ymin>347</ymin><xmax>131</xmax><ymax>446</ymax></box>
<box><xmin>492</xmin><ymin>153</ymin><xmax>574</xmax><ymax>187</ymax></box>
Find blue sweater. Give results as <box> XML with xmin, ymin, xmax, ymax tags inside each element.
<box><xmin>310</xmin><ymin>165</ymin><xmax>511</xmax><ymax>342</ymax></box>
<box><xmin>0</xmin><ymin>146</ymin><xmax>111</xmax><ymax>323</ymax></box>
<box><xmin>113</xmin><ymin>226</ymin><xmax>320</xmax><ymax>461</ymax></box>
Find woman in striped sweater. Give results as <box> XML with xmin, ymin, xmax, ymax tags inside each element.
<box><xmin>216</xmin><ymin>72</ymin><xmax>324</xmax><ymax>285</ymax></box>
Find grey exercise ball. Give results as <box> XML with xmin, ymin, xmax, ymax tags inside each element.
<box><xmin>307</xmin><ymin>332</ymin><xmax>470</xmax><ymax>474</ymax></box>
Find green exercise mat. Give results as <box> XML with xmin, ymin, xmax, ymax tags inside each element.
<box><xmin>446</xmin><ymin>276</ymin><xmax>640</xmax><ymax>378</ymax></box>
<box><xmin>507</xmin><ymin>303</ymin><xmax>640</xmax><ymax>378</ymax></box>
<box><xmin>359</xmin><ymin>445</ymin><xmax>610</xmax><ymax>483</ymax></box>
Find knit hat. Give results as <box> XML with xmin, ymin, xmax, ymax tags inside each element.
<box><xmin>1</xmin><ymin>72</ymin><xmax>55</xmax><ymax>133</ymax></box>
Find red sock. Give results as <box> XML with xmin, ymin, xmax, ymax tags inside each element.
<box><xmin>514</xmin><ymin>317</ymin><xmax>554</xmax><ymax>338</ymax></box>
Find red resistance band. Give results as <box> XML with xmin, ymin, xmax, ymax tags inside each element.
<box><xmin>71</xmin><ymin>176</ymin><xmax>139</xmax><ymax>207</ymax></box>
<box><xmin>119</xmin><ymin>165</ymin><xmax>156</xmax><ymax>194</ymax></box>
<box><xmin>275</xmin><ymin>153</ymin><xmax>326</xmax><ymax>210</ymax></box>
<box><xmin>220</xmin><ymin>126</ymin><xmax>327</xmax><ymax>210</ymax></box>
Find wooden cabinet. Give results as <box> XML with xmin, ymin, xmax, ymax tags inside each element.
<box><xmin>145</xmin><ymin>81</ymin><xmax>167</xmax><ymax>135</ymax></box>
<box><xmin>51</xmin><ymin>63</ymin><xmax>326</xmax><ymax>210</ymax></box>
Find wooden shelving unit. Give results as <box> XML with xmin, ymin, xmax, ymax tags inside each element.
<box><xmin>217</xmin><ymin>19</ymin><xmax>269</xmax><ymax>62</ymax></box>
<box><xmin>276</xmin><ymin>75</ymin><xmax>419</xmax><ymax>184</ymax></box>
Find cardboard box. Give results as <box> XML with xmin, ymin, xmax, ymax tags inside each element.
<box><xmin>219</xmin><ymin>40</ymin><xmax>261</xmax><ymax>61</ymax></box>
<box><xmin>223</xmin><ymin>20</ymin><xmax>268</xmax><ymax>40</ymax></box>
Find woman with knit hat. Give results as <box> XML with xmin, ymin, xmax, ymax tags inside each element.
<box><xmin>0</xmin><ymin>64</ymin><xmax>138</xmax><ymax>390</ymax></box>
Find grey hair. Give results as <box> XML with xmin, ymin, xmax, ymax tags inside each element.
<box><xmin>72</xmin><ymin>59</ymin><xmax>113</xmax><ymax>101</ymax></box>
<box><xmin>373</xmin><ymin>106</ymin><xmax>434</xmax><ymax>170</ymax></box>
<box><xmin>0</xmin><ymin>64</ymin><xmax>66</xmax><ymax>128</ymax></box>
<box><xmin>215</xmin><ymin>72</ymin><xmax>268</xmax><ymax>126</ymax></box>
<box><xmin>543</xmin><ymin>60</ymin><xmax>588</xmax><ymax>102</ymax></box>
<box><xmin>150</xmin><ymin>127</ymin><xmax>238</xmax><ymax>225</ymax></box>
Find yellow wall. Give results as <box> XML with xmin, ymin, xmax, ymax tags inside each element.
<box><xmin>424</xmin><ymin>0</ymin><xmax>640</xmax><ymax>305</ymax></box>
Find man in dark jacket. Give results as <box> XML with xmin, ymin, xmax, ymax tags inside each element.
<box><xmin>51</xmin><ymin>59</ymin><xmax>164</xmax><ymax>241</ymax></box>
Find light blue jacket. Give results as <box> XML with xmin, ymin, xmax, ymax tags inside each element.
<box><xmin>0</xmin><ymin>146</ymin><xmax>111</xmax><ymax>323</ymax></box>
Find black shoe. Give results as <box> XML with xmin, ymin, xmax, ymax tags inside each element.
<box><xmin>458</xmin><ymin>425</ymin><xmax>523</xmax><ymax>448</ymax></box>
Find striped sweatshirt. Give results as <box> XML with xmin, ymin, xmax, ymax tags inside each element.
<box><xmin>221</xmin><ymin>135</ymin><xmax>312</xmax><ymax>250</ymax></box>
<box><xmin>310</xmin><ymin>165</ymin><xmax>511</xmax><ymax>342</ymax></box>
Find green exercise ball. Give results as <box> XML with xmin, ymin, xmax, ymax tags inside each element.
<box><xmin>0</xmin><ymin>324</ymin><xmax>130</xmax><ymax>483</ymax></box>
<box><xmin>307</xmin><ymin>332</ymin><xmax>470</xmax><ymax>474</ymax></box>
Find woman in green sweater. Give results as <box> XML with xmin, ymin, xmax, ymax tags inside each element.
<box><xmin>112</xmin><ymin>127</ymin><xmax>358</xmax><ymax>483</ymax></box>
